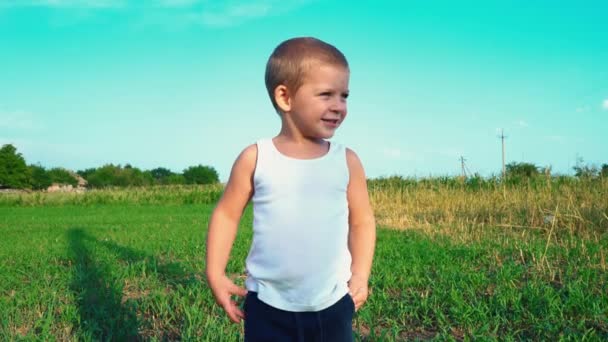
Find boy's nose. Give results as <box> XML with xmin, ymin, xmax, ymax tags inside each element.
<box><xmin>330</xmin><ymin>99</ymin><xmax>347</xmax><ymax>114</ymax></box>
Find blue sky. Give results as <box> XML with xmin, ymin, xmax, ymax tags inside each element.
<box><xmin>1</xmin><ymin>0</ymin><xmax>607</xmax><ymax>181</ymax></box>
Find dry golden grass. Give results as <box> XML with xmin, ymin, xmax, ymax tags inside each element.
<box><xmin>369</xmin><ymin>177</ymin><xmax>608</xmax><ymax>241</ymax></box>
<box><xmin>369</xmin><ymin>176</ymin><xmax>608</xmax><ymax>277</ymax></box>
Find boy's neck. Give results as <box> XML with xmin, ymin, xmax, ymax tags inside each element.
<box><xmin>273</xmin><ymin>129</ymin><xmax>330</xmax><ymax>160</ymax></box>
<box><xmin>276</xmin><ymin>126</ymin><xmax>326</xmax><ymax>146</ymax></box>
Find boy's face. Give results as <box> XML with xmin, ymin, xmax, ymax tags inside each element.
<box><xmin>284</xmin><ymin>63</ymin><xmax>350</xmax><ymax>139</ymax></box>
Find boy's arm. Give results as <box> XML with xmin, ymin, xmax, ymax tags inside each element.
<box><xmin>205</xmin><ymin>144</ymin><xmax>257</xmax><ymax>323</ymax></box>
<box><xmin>346</xmin><ymin>148</ymin><xmax>376</xmax><ymax>311</ymax></box>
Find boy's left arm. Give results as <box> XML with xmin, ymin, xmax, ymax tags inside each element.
<box><xmin>346</xmin><ymin>148</ymin><xmax>376</xmax><ymax>311</ymax></box>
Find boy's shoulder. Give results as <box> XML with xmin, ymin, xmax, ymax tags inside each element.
<box><xmin>230</xmin><ymin>143</ymin><xmax>258</xmax><ymax>177</ymax></box>
<box><xmin>343</xmin><ymin>146</ymin><xmax>360</xmax><ymax>164</ymax></box>
<box><xmin>240</xmin><ymin>143</ymin><xmax>258</xmax><ymax>158</ymax></box>
<box><xmin>342</xmin><ymin>147</ymin><xmax>367</xmax><ymax>180</ymax></box>
<box><xmin>239</xmin><ymin>143</ymin><xmax>258</xmax><ymax>161</ymax></box>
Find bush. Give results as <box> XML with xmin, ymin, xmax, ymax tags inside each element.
<box><xmin>29</xmin><ymin>164</ymin><xmax>52</xmax><ymax>190</ymax></box>
<box><xmin>47</xmin><ymin>168</ymin><xmax>78</xmax><ymax>187</ymax></box>
<box><xmin>166</xmin><ymin>174</ymin><xmax>186</xmax><ymax>185</ymax></box>
<box><xmin>77</xmin><ymin>168</ymin><xmax>97</xmax><ymax>181</ymax></box>
<box><xmin>150</xmin><ymin>167</ymin><xmax>175</xmax><ymax>184</ymax></box>
<box><xmin>183</xmin><ymin>165</ymin><xmax>219</xmax><ymax>185</ymax></box>
<box><xmin>84</xmin><ymin>164</ymin><xmax>154</xmax><ymax>188</ymax></box>
<box><xmin>85</xmin><ymin>164</ymin><xmax>118</xmax><ymax>188</ymax></box>
<box><xmin>0</xmin><ymin>144</ymin><xmax>31</xmax><ymax>189</ymax></box>
<box><xmin>506</xmin><ymin>162</ymin><xmax>539</xmax><ymax>178</ymax></box>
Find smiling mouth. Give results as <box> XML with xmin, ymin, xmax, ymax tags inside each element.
<box><xmin>321</xmin><ymin>119</ymin><xmax>339</xmax><ymax>125</ymax></box>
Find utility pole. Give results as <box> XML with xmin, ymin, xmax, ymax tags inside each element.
<box><xmin>498</xmin><ymin>129</ymin><xmax>507</xmax><ymax>178</ymax></box>
<box><xmin>460</xmin><ymin>156</ymin><xmax>467</xmax><ymax>178</ymax></box>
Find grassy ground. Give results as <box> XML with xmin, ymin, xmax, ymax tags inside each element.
<box><xmin>1</xmin><ymin>203</ymin><xmax>606</xmax><ymax>340</ymax></box>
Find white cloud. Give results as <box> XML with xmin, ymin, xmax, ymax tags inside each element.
<box><xmin>545</xmin><ymin>135</ymin><xmax>566</xmax><ymax>143</ymax></box>
<box><xmin>0</xmin><ymin>0</ymin><xmax>125</xmax><ymax>8</ymax></box>
<box><xmin>1</xmin><ymin>0</ymin><xmax>314</xmax><ymax>27</ymax></box>
<box><xmin>186</xmin><ymin>0</ymin><xmax>314</xmax><ymax>27</ymax></box>
<box><xmin>0</xmin><ymin>109</ymin><xmax>40</xmax><ymax>130</ymax></box>
<box><xmin>437</xmin><ymin>147</ymin><xmax>462</xmax><ymax>159</ymax></box>
<box><xmin>378</xmin><ymin>146</ymin><xmax>420</xmax><ymax>162</ymax></box>
<box><xmin>516</xmin><ymin>120</ymin><xmax>528</xmax><ymax>127</ymax></box>
<box><xmin>156</xmin><ymin>0</ymin><xmax>199</xmax><ymax>7</ymax></box>
<box><xmin>381</xmin><ymin>148</ymin><xmax>401</xmax><ymax>159</ymax></box>
<box><xmin>603</xmin><ymin>99</ymin><xmax>608</xmax><ymax>110</ymax></box>
<box><xmin>1</xmin><ymin>0</ymin><xmax>307</xmax><ymax>14</ymax></box>
<box><xmin>198</xmin><ymin>2</ymin><xmax>272</xmax><ymax>27</ymax></box>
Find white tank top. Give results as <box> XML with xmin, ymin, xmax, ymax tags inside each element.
<box><xmin>245</xmin><ymin>138</ymin><xmax>352</xmax><ymax>312</ymax></box>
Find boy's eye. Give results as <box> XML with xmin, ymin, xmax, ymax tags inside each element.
<box><xmin>342</xmin><ymin>93</ymin><xmax>349</xmax><ymax>99</ymax></box>
<box><xmin>319</xmin><ymin>92</ymin><xmax>332</xmax><ymax>97</ymax></box>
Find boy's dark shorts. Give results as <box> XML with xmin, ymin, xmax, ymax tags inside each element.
<box><xmin>244</xmin><ymin>291</ymin><xmax>355</xmax><ymax>342</ymax></box>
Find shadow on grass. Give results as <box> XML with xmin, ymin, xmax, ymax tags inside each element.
<box><xmin>67</xmin><ymin>227</ymin><xmax>198</xmax><ymax>340</ymax></box>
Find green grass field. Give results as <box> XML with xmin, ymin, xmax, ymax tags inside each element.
<box><xmin>1</xmin><ymin>202</ymin><xmax>607</xmax><ymax>341</ymax></box>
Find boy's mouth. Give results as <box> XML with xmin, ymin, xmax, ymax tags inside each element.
<box><xmin>321</xmin><ymin>118</ymin><xmax>339</xmax><ymax>125</ymax></box>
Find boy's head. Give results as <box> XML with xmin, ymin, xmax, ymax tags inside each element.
<box><xmin>265</xmin><ymin>37</ymin><xmax>349</xmax><ymax>114</ymax></box>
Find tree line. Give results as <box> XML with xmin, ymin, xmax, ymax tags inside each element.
<box><xmin>0</xmin><ymin>144</ymin><xmax>219</xmax><ymax>190</ymax></box>
<box><xmin>2</xmin><ymin>143</ymin><xmax>606</xmax><ymax>191</ymax></box>
<box><xmin>504</xmin><ymin>161</ymin><xmax>608</xmax><ymax>181</ymax></box>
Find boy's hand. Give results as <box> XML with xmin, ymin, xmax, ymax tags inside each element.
<box><xmin>207</xmin><ymin>274</ymin><xmax>248</xmax><ymax>323</ymax></box>
<box><xmin>348</xmin><ymin>274</ymin><xmax>369</xmax><ymax>311</ymax></box>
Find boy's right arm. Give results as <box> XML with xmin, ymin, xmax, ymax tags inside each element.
<box><xmin>205</xmin><ymin>144</ymin><xmax>257</xmax><ymax>323</ymax></box>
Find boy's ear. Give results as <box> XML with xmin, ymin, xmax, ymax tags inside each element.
<box><xmin>274</xmin><ymin>85</ymin><xmax>292</xmax><ymax>112</ymax></box>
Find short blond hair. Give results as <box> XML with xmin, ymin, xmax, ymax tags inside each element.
<box><xmin>265</xmin><ymin>37</ymin><xmax>349</xmax><ymax>113</ymax></box>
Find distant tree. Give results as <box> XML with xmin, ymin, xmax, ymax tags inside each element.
<box><xmin>77</xmin><ymin>168</ymin><xmax>97</xmax><ymax>181</ymax></box>
<box><xmin>506</xmin><ymin>162</ymin><xmax>540</xmax><ymax>178</ymax></box>
<box><xmin>118</xmin><ymin>166</ymin><xmax>152</xmax><ymax>187</ymax></box>
<box><xmin>29</xmin><ymin>164</ymin><xmax>52</xmax><ymax>190</ymax></box>
<box><xmin>601</xmin><ymin>164</ymin><xmax>608</xmax><ymax>178</ymax></box>
<box><xmin>166</xmin><ymin>174</ymin><xmax>185</xmax><ymax>185</ymax></box>
<box><xmin>150</xmin><ymin>167</ymin><xmax>174</xmax><ymax>184</ymax></box>
<box><xmin>85</xmin><ymin>164</ymin><xmax>155</xmax><ymax>188</ymax></box>
<box><xmin>183</xmin><ymin>165</ymin><xmax>219</xmax><ymax>185</ymax></box>
<box><xmin>114</xmin><ymin>166</ymin><xmax>133</xmax><ymax>187</ymax></box>
<box><xmin>0</xmin><ymin>144</ymin><xmax>31</xmax><ymax>189</ymax></box>
<box><xmin>142</xmin><ymin>170</ymin><xmax>155</xmax><ymax>185</ymax></box>
<box><xmin>86</xmin><ymin>164</ymin><xmax>119</xmax><ymax>188</ymax></box>
<box><xmin>47</xmin><ymin>168</ymin><xmax>78</xmax><ymax>186</ymax></box>
<box><xmin>573</xmin><ymin>158</ymin><xmax>598</xmax><ymax>179</ymax></box>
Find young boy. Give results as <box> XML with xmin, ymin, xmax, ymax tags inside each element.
<box><xmin>205</xmin><ymin>37</ymin><xmax>376</xmax><ymax>341</ymax></box>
